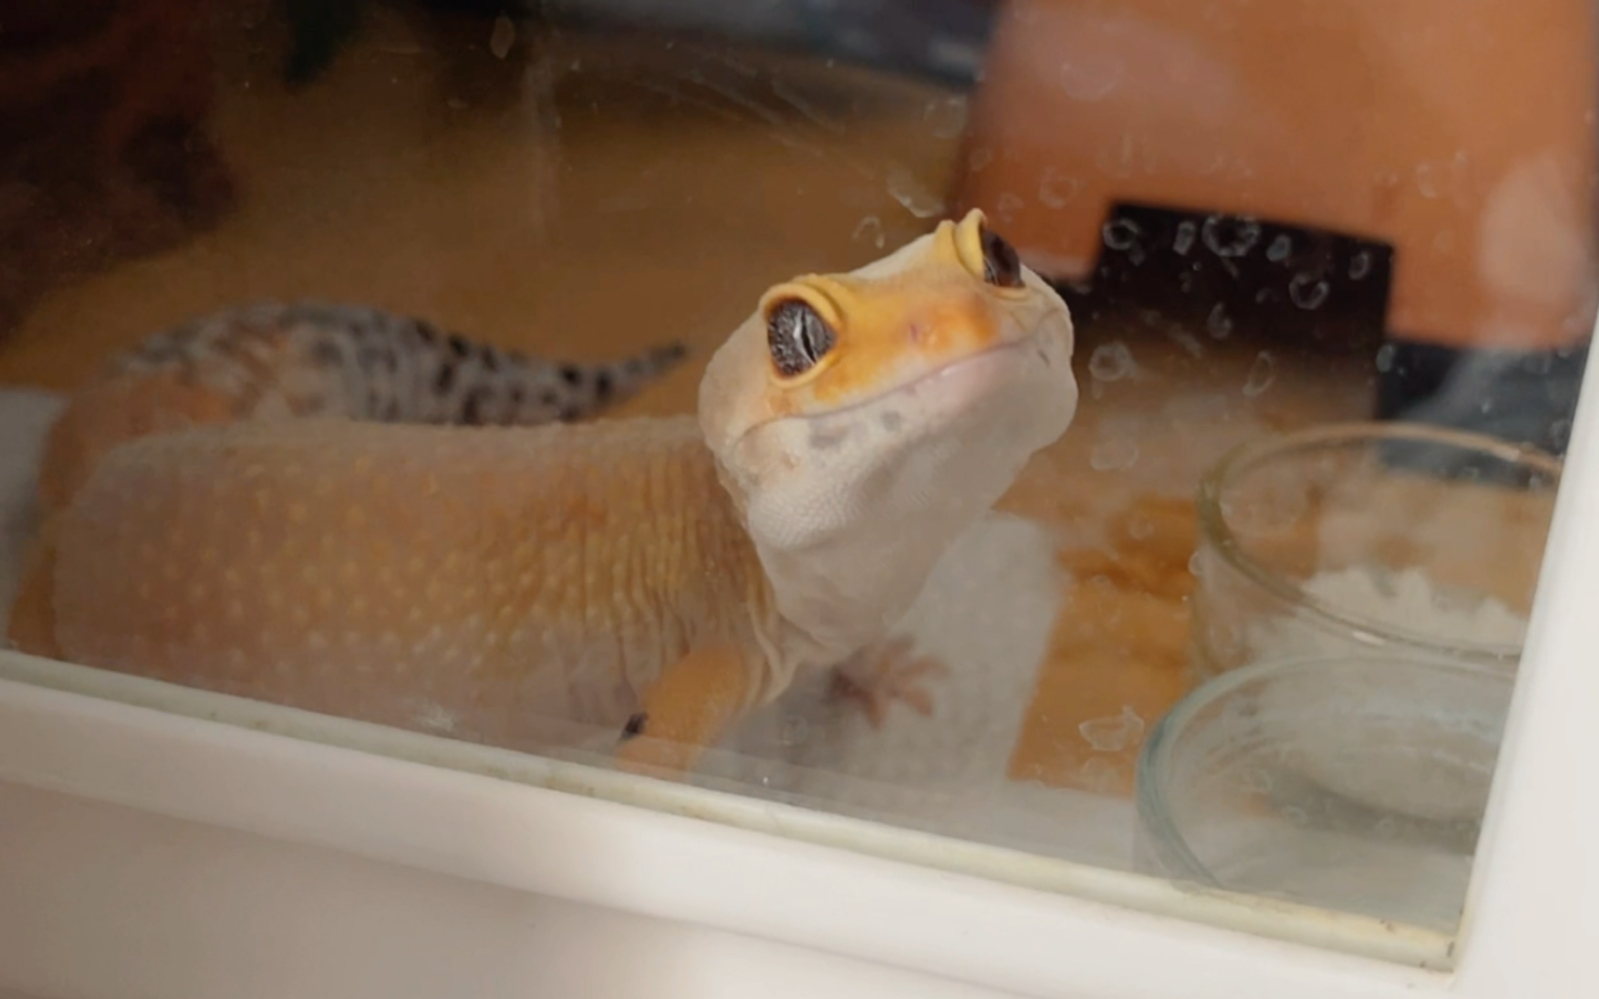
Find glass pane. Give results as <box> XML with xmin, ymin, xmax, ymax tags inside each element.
<box><xmin>0</xmin><ymin>0</ymin><xmax>1589</xmax><ymax>965</ymax></box>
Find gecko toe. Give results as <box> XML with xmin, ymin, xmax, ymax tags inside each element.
<box><xmin>620</xmin><ymin>712</ymin><xmax>649</xmax><ymax>741</ymax></box>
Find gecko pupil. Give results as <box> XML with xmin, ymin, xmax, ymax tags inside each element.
<box><xmin>980</xmin><ymin>225</ymin><xmax>1024</xmax><ymax>288</ymax></box>
<box><xmin>766</xmin><ymin>298</ymin><xmax>836</xmax><ymax>378</ymax></box>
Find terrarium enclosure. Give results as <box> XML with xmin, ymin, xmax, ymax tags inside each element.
<box><xmin>0</xmin><ymin>0</ymin><xmax>1593</xmax><ymax>967</ymax></box>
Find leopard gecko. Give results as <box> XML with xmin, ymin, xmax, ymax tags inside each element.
<box><xmin>8</xmin><ymin>209</ymin><xmax>1079</xmax><ymax>777</ymax></box>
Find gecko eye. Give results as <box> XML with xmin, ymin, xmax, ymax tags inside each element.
<box><xmin>980</xmin><ymin>225</ymin><xmax>1024</xmax><ymax>288</ymax></box>
<box><xmin>766</xmin><ymin>298</ymin><xmax>836</xmax><ymax>378</ymax></box>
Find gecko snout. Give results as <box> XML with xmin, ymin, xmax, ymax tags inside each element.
<box><xmin>902</xmin><ymin>291</ymin><xmax>1004</xmax><ymax>359</ymax></box>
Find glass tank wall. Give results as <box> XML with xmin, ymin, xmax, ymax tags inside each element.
<box><xmin>0</xmin><ymin>0</ymin><xmax>1592</xmax><ymax>962</ymax></box>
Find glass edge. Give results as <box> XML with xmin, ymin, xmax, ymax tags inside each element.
<box><xmin>0</xmin><ymin>647</ymin><xmax>1460</xmax><ymax>970</ymax></box>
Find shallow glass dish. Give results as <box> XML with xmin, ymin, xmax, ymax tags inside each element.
<box><xmin>1189</xmin><ymin>421</ymin><xmax>1562</xmax><ymax>684</ymax></box>
<box><xmin>1134</xmin><ymin>654</ymin><xmax>1514</xmax><ymax>932</ymax></box>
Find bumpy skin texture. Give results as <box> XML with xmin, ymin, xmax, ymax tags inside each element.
<box><xmin>11</xmin><ymin>210</ymin><xmax>1078</xmax><ymax>777</ymax></box>
<box><xmin>37</xmin><ymin>301</ymin><xmax>687</xmax><ymax>514</ymax></box>
<box><xmin>41</xmin><ymin>417</ymin><xmax>772</xmax><ymax>752</ymax></box>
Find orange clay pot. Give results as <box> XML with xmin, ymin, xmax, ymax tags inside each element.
<box><xmin>952</xmin><ymin>0</ymin><xmax>1598</xmax><ymax>351</ymax></box>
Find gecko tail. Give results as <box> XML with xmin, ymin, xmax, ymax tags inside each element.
<box><xmin>100</xmin><ymin>300</ymin><xmax>691</xmax><ymax>428</ymax></box>
<box><xmin>37</xmin><ymin>302</ymin><xmax>691</xmax><ymax>516</ymax></box>
<box><xmin>435</xmin><ymin>335</ymin><xmax>690</xmax><ymax>427</ymax></box>
<box><xmin>552</xmin><ymin>340</ymin><xmax>691</xmax><ymax>420</ymax></box>
<box><xmin>275</xmin><ymin>302</ymin><xmax>691</xmax><ymax>426</ymax></box>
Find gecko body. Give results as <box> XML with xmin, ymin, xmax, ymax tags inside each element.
<box><xmin>36</xmin><ymin>300</ymin><xmax>687</xmax><ymax>513</ymax></box>
<box><xmin>9</xmin><ymin>210</ymin><xmax>1078</xmax><ymax>775</ymax></box>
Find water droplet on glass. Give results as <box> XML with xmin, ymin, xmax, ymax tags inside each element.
<box><xmin>1173</xmin><ymin>219</ymin><xmax>1197</xmax><ymax>255</ymax></box>
<box><xmin>1038</xmin><ymin>168</ymin><xmax>1082</xmax><ymax>209</ymax></box>
<box><xmin>1349</xmin><ymin>250</ymin><xmax>1373</xmax><ymax>280</ymax></box>
<box><xmin>490</xmin><ymin>14</ymin><xmax>516</xmax><ymax>59</ymax></box>
<box><xmin>967</xmin><ymin>146</ymin><xmax>994</xmax><ymax>172</ymax></box>
<box><xmin>779</xmin><ymin>713</ymin><xmax>810</xmax><ymax>747</ymax></box>
<box><xmin>1088</xmin><ymin>341</ymin><xmax>1135</xmax><ymax>382</ymax></box>
<box><xmin>886</xmin><ymin>166</ymin><xmax>945</xmax><ymax>219</ymax></box>
<box><xmin>1095</xmin><ymin>132</ymin><xmax>1137</xmax><ymax>178</ymax></box>
<box><xmin>1205</xmin><ymin>303</ymin><xmax>1233</xmax><ymax>340</ymax></box>
<box><xmin>1243</xmin><ymin>351</ymin><xmax>1277</xmax><ymax>397</ymax></box>
<box><xmin>996</xmin><ymin>192</ymin><xmax>1025</xmax><ymax>222</ymax></box>
<box><xmin>1374</xmin><ymin>343</ymin><xmax>1397</xmax><ymax>373</ymax></box>
<box><xmin>1058</xmin><ymin>54</ymin><xmax>1124</xmax><ymax>101</ymax></box>
<box><xmin>1127</xmin><ymin>514</ymin><xmax>1155</xmax><ymax>541</ymax></box>
<box><xmin>923</xmin><ymin>95</ymin><xmax>968</xmax><ymax>139</ymax></box>
<box><xmin>1416</xmin><ymin>162</ymin><xmax>1440</xmax><ymax>198</ymax></box>
<box><xmin>1090</xmin><ymin>437</ymin><xmax>1140</xmax><ymax>471</ymax></box>
<box><xmin>1288</xmin><ymin>273</ymin><xmax>1330</xmax><ymax>310</ymax></box>
<box><xmin>1188</xmin><ymin>550</ymin><xmax>1204</xmax><ymax>577</ymax></box>
<box><xmin>1266</xmin><ymin>234</ymin><xmax>1292</xmax><ymax>262</ymax></box>
<box><xmin>1101</xmin><ymin>218</ymin><xmax>1142</xmax><ymax>251</ymax></box>
<box><xmin>1078</xmin><ymin>705</ymin><xmax>1146</xmax><ymax>752</ymax></box>
<box><xmin>1202</xmin><ymin>215</ymin><xmax>1261</xmax><ymax>257</ymax></box>
<box><xmin>851</xmin><ymin>215</ymin><xmax>886</xmax><ymax>249</ymax></box>
<box><xmin>1282</xmin><ymin>805</ymin><xmax>1309</xmax><ymax>825</ymax></box>
<box><xmin>1077</xmin><ymin>756</ymin><xmax>1120</xmax><ymax>792</ymax></box>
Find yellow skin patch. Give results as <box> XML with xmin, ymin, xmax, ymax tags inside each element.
<box><xmin>11</xmin><ymin>209</ymin><xmax>1078</xmax><ymax>778</ymax></box>
<box><xmin>745</xmin><ymin>209</ymin><xmax>1022</xmax><ymax>415</ymax></box>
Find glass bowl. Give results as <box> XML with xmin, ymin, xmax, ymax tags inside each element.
<box><xmin>1189</xmin><ymin>421</ymin><xmax>1561</xmax><ymax>684</ymax></box>
<box><xmin>1134</xmin><ymin>654</ymin><xmax>1514</xmax><ymax>932</ymax></box>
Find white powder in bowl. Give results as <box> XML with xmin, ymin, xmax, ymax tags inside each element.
<box><xmin>1298</xmin><ymin>565</ymin><xmax>1528</xmax><ymax>650</ymax></box>
<box><xmin>1244</xmin><ymin>565</ymin><xmax>1524</xmax><ymax>823</ymax></box>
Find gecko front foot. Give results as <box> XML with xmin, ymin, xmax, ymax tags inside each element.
<box><xmin>827</xmin><ymin>636</ymin><xmax>950</xmax><ymax>730</ymax></box>
<box><xmin>614</xmin><ymin>712</ymin><xmax>697</xmax><ymax>778</ymax></box>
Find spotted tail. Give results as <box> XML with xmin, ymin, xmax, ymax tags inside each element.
<box><xmin>111</xmin><ymin>300</ymin><xmax>689</xmax><ymax>426</ymax></box>
<box><xmin>39</xmin><ymin>300</ymin><xmax>690</xmax><ymax>513</ymax></box>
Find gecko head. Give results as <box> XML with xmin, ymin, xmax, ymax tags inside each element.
<box><xmin>698</xmin><ymin>209</ymin><xmax>1078</xmax><ymax>662</ymax></box>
